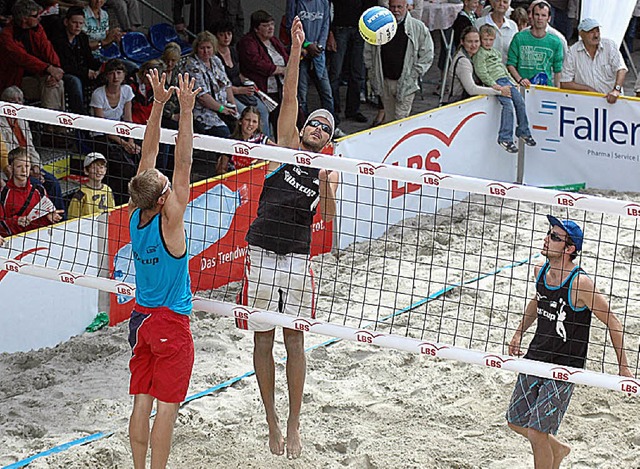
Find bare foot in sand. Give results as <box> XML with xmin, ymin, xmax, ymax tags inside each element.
<box><xmin>286</xmin><ymin>422</ymin><xmax>302</xmax><ymax>459</ymax></box>
<box><xmin>553</xmin><ymin>441</ymin><xmax>571</xmax><ymax>469</ymax></box>
<box><xmin>268</xmin><ymin>423</ymin><xmax>285</xmax><ymax>456</ymax></box>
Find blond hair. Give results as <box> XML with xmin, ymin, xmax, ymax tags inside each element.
<box><xmin>128</xmin><ymin>169</ymin><xmax>164</xmax><ymax>210</ymax></box>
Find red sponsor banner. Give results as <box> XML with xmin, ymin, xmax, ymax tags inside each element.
<box><xmin>107</xmin><ymin>164</ymin><xmax>333</xmax><ymax>325</ymax></box>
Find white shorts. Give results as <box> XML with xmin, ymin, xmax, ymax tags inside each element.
<box><xmin>237</xmin><ymin>245</ymin><xmax>316</xmax><ymax>332</ymax></box>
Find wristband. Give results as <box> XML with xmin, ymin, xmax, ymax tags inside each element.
<box><xmin>218</xmin><ymin>105</ymin><xmax>225</xmax><ymax>113</ymax></box>
<box><xmin>153</xmin><ymin>97</ymin><xmax>167</xmax><ymax>104</ymax></box>
<box><xmin>517</xmin><ymin>78</ymin><xmax>524</xmax><ymax>85</ymax></box>
<box><xmin>302</xmin><ymin>41</ymin><xmax>311</xmax><ymax>48</ymax></box>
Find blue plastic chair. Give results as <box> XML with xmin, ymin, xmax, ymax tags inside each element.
<box><xmin>149</xmin><ymin>23</ymin><xmax>193</xmax><ymax>55</ymax></box>
<box><xmin>121</xmin><ymin>32</ymin><xmax>162</xmax><ymax>64</ymax></box>
<box><xmin>99</xmin><ymin>42</ymin><xmax>122</xmax><ymax>61</ymax></box>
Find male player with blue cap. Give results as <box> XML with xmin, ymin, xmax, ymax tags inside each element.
<box><xmin>506</xmin><ymin>215</ymin><xmax>633</xmax><ymax>468</ymax></box>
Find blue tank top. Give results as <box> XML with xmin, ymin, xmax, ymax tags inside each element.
<box><xmin>129</xmin><ymin>208</ymin><xmax>192</xmax><ymax>315</ymax></box>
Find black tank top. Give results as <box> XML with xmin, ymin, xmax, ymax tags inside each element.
<box><xmin>525</xmin><ymin>262</ymin><xmax>592</xmax><ymax>368</ymax></box>
<box><xmin>246</xmin><ymin>163</ymin><xmax>320</xmax><ymax>255</ymax></box>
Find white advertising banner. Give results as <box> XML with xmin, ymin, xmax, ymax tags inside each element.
<box><xmin>580</xmin><ymin>0</ymin><xmax>635</xmax><ymax>48</ymax></box>
<box><xmin>523</xmin><ymin>87</ymin><xmax>640</xmax><ymax>191</ymax></box>
<box><xmin>334</xmin><ymin>97</ymin><xmax>516</xmax><ymax>248</ymax></box>
<box><xmin>0</xmin><ymin>216</ymin><xmax>107</xmax><ymax>352</ymax></box>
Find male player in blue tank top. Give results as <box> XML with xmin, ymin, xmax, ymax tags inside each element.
<box><xmin>238</xmin><ymin>16</ymin><xmax>339</xmax><ymax>459</ymax></box>
<box><xmin>506</xmin><ymin>215</ymin><xmax>633</xmax><ymax>469</ymax></box>
<box><xmin>125</xmin><ymin>69</ymin><xmax>201</xmax><ymax>469</ymax></box>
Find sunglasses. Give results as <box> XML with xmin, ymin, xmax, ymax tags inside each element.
<box><xmin>306</xmin><ymin>119</ymin><xmax>332</xmax><ymax>135</ymax></box>
<box><xmin>547</xmin><ymin>229</ymin><xmax>572</xmax><ymax>245</ymax></box>
<box><xmin>161</xmin><ymin>179</ymin><xmax>171</xmax><ymax>195</ymax></box>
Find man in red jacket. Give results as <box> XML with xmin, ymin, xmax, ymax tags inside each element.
<box><xmin>0</xmin><ymin>147</ymin><xmax>63</xmax><ymax>237</ymax></box>
<box><xmin>0</xmin><ymin>0</ymin><xmax>65</xmax><ymax>111</ymax></box>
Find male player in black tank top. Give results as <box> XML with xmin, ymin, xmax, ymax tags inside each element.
<box><xmin>241</xmin><ymin>16</ymin><xmax>339</xmax><ymax>460</ymax></box>
<box><xmin>506</xmin><ymin>215</ymin><xmax>632</xmax><ymax>469</ymax></box>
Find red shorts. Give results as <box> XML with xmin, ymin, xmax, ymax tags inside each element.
<box><xmin>128</xmin><ymin>305</ymin><xmax>194</xmax><ymax>403</ymax></box>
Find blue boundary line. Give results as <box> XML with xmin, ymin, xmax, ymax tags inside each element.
<box><xmin>2</xmin><ymin>255</ymin><xmax>535</xmax><ymax>468</ymax></box>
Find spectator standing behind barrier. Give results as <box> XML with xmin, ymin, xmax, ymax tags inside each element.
<box><xmin>180</xmin><ymin>31</ymin><xmax>239</xmax><ymax>138</ymax></box>
<box><xmin>547</xmin><ymin>0</ymin><xmax>571</xmax><ymax>40</ymax></box>
<box><xmin>379</xmin><ymin>0</ymin><xmax>424</xmax><ymax>21</ymax></box>
<box><xmin>89</xmin><ymin>58</ymin><xmax>139</xmax><ymax>205</ymax></box>
<box><xmin>0</xmin><ymin>0</ymin><xmax>65</xmax><ymax>111</ymax></box>
<box><xmin>285</xmin><ymin>0</ymin><xmax>336</xmax><ymax>119</ymax></box>
<box><xmin>452</xmin><ymin>0</ymin><xmax>480</xmax><ymax>51</ymax></box>
<box><xmin>173</xmin><ymin>0</ymin><xmax>245</xmax><ymax>43</ymax></box>
<box><xmin>560</xmin><ymin>18</ymin><xmax>627</xmax><ymax>105</ymax></box>
<box><xmin>475</xmin><ymin>0</ymin><xmax>518</xmax><ymax>64</ymax></box>
<box><xmin>0</xmin><ymin>147</ymin><xmax>63</xmax><ymax>237</ymax></box>
<box><xmin>50</xmin><ymin>6</ymin><xmax>102</xmax><ymax>115</ymax></box>
<box><xmin>0</xmin><ymin>85</ymin><xmax>65</xmax><ymax>214</ymax></box>
<box><xmin>473</xmin><ymin>24</ymin><xmax>536</xmax><ymax>153</ymax></box>
<box><xmin>83</xmin><ymin>0</ymin><xmax>123</xmax><ymax>60</ymax></box>
<box><xmin>525</xmin><ymin>0</ymin><xmax>568</xmax><ymax>56</ymax></box>
<box><xmin>364</xmin><ymin>0</ymin><xmax>433</xmax><ymax>124</ymax></box>
<box><xmin>237</xmin><ymin>10</ymin><xmax>289</xmax><ymax>137</ymax></box>
<box><xmin>507</xmin><ymin>1</ymin><xmax>563</xmax><ymax>87</ymax></box>
<box><xmin>67</xmin><ymin>152</ymin><xmax>115</xmax><ymax>218</ymax></box>
<box><xmin>103</xmin><ymin>0</ymin><xmax>141</xmax><ymax>33</ymax></box>
<box><xmin>328</xmin><ymin>0</ymin><xmax>376</xmax><ymax>125</ymax></box>
<box><xmin>214</xmin><ymin>20</ymin><xmax>272</xmax><ymax>138</ymax></box>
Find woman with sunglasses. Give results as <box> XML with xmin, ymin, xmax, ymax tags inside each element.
<box><xmin>239</xmin><ymin>17</ymin><xmax>339</xmax><ymax>460</ymax></box>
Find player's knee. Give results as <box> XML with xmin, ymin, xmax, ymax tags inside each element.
<box><xmin>283</xmin><ymin>329</ymin><xmax>304</xmax><ymax>354</ymax></box>
<box><xmin>527</xmin><ymin>427</ymin><xmax>549</xmax><ymax>446</ymax></box>
<box><xmin>254</xmin><ymin>330</ymin><xmax>275</xmax><ymax>352</ymax></box>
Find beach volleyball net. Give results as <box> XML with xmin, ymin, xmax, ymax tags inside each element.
<box><xmin>1</xmin><ymin>105</ymin><xmax>639</xmax><ymax>394</ymax></box>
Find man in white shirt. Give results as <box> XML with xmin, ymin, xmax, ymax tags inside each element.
<box><xmin>475</xmin><ymin>0</ymin><xmax>518</xmax><ymax>63</ymax></box>
<box><xmin>560</xmin><ymin>18</ymin><xmax>627</xmax><ymax>104</ymax></box>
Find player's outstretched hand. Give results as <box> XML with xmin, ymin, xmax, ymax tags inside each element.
<box><xmin>147</xmin><ymin>68</ymin><xmax>176</xmax><ymax>104</ymax></box>
<box><xmin>291</xmin><ymin>16</ymin><xmax>305</xmax><ymax>49</ymax></box>
<box><xmin>176</xmin><ymin>72</ymin><xmax>202</xmax><ymax>111</ymax></box>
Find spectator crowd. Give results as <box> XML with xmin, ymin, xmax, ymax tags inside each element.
<box><xmin>0</xmin><ymin>0</ymin><xmax>639</xmax><ymax>237</ymax></box>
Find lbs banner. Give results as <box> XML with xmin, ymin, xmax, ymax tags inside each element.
<box><xmin>335</xmin><ymin>97</ymin><xmax>516</xmax><ymax>248</ymax></box>
<box><xmin>524</xmin><ymin>87</ymin><xmax>640</xmax><ymax>191</ymax></box>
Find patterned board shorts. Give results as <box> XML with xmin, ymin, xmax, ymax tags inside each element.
<box><xmin>237</xmin><ymin>245</ymin><xmax>316</xmax><ymax>332</ymax></box>
<box><xmin>506</xmin><ymin>373</ymin><xmax>575</xmax><ymax>436</ymax></box>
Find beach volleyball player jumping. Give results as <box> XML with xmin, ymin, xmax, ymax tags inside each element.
<box><xmin>237</xmin><ymin>16</ymin><xmax>339</xmax><ymax>459</ymax></box>
<box><xmin>126</xmin><ymin>70</ymin><xmax>200</xmax><ymax>469</ymax></box>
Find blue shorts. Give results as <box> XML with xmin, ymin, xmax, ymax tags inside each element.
<box><xmin>506</xmin><ymin>373</ymin><xmax>574</xmax><ymax>435</ymax></box>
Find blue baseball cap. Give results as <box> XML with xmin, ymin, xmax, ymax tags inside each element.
<box><xmin>547</xmin><ymin>215</ymin><xmax>583</xmax><ymax>252</ymax></box>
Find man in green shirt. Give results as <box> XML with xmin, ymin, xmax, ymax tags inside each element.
<box><xmin>506</xmin><ymin>1</ymin><xmax>563</xmax><ymax>87</ymax></box>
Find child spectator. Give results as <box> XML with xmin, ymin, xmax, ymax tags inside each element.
<box><xmin>472</xmin><ymin>24</ymin><xmax>536</xmax><ymax>153</ymax></box>
<box><xmin>216</xmin><ymin>105</ymin><xmax>274</xmax><ymax>175</ymax></box>
<box><xmin>0</xmin><ymin>147</ymin><xmax>63</xmax><ymax>237</ymax></box>
<box><xmin>67</xmin><ymin>152</ymin><xmax>115</xmax><ymax>218</ymax></box>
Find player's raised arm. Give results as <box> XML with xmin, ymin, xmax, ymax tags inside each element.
<box><xmin>169</xmin><ymin>72</ymin><xmax>200</xmax><ymax>210</ymax></box>
<box><xmin>138</xmin><ymin>69</ymin><xmax>176</xmax><ymax>175</ymax></box>
<box><xmin>277</xmin><ymin>16</ymin><xmax>305</xmax><ymax>150</ymax></box>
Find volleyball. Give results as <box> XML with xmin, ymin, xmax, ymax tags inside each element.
<box><xmin>358</xmin><ymin>6</ymin><xmax>397</xmax><ymax>46</ymax></box>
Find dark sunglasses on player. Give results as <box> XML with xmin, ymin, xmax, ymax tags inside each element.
<box><xmin>306</xmin><ymin>119</ymin><xmax>332</xmax><ymax>134</ymax></box>
<box><xmin>547</xmin><ymin>229</ymin><xmax>571</xmax><ymax>245</ymax></box>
